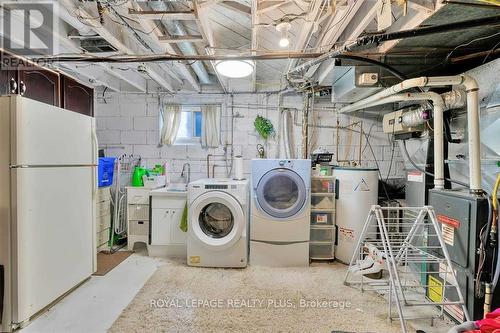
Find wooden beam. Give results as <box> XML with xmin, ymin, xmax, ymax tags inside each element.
<box><xmin>376</xmin><ymin>5</ymin><xmax>434</xmax><ymax>54</ymax></box>
<box><xmin>257</xmin><ymin>0</ymin><xmax>287</xmax><ymax>13</ymax></box>
<box><xmin>251</xmin><ymin>0</ymin><xmax>258</xmax><ymax>92</ymax></box>
<box><xmin>128</xmin><ymin>8</ymin><xmax>196</xmax><ymax>20</ymax></box>
<box><xmin>106</xmin><ymin>65</ymin><xmax>147</xmax><ymax>92</ymax></box>
<box><xmin>219</xmin><ymin>1</ymin><xmax>251</xmax><ymax>15</ymax></box>
<box><xmin>285</xmin><ymin>0</ymin><xmax>325</xmax><ymax>73</ymax></box>
<box><xmin>61</xmin><ymin>64</ymin><xmax>121</xmax><ymax>92</ymax></box>
<box><xmin>128</xmin><ymin>0</ymin><xmax>201</xmax><ymax>91</ymax></box>
<box><xmin>158</xmin><ymin>35</ymin><xmax>204</xmax><ymax>43</ymax></box>
<box><xmin>193</xmin><ymin>0</ymin><xmax>227</xmax><ymax>92</ymax></box>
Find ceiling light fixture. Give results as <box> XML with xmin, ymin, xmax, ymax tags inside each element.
<box><xmin>276</xmin><ymin>21</ymin><xmax>291</xmax><ymax>48</ymax></box>
<box><xmin>215</xmin><ymin>60</ymin><xmax>254</xmax><ymax>78</ymax></box>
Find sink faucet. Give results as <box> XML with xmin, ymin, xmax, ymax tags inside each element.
<box><xmin>181</xmin><ymin>163</ymin><xmax>191</xmax><ymax>184</ymax></box>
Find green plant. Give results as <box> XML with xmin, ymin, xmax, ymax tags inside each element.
<box><xmin>254</xmin><ymin>115</ymin><xmax>275</xmax><ymax>140</ymax></box>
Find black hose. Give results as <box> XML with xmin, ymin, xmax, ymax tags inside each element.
<box><xmin>401</xmin><ymin>140</ymin><xmax>469</xmax><ymax>188</ymax></box>
<box><xmin>335</xmin><ymin>54</ymin><xmax>408</xmax><ymax>81</ymax></box>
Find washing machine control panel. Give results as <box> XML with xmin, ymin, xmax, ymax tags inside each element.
<box><xmin>205</xmin><ymin>184</ymin><xmax>228</xmax><ymax>189</ymax></box>
<box><xmin>278</xmin><ymin>160</ymin><xmax>294</xmax><ymax>167</ymax></box>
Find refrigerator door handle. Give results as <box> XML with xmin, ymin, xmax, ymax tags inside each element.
<box><xmin>91</xmin><ymin>119</ymin><xmax>98</xmax><ymax>195</ymax></box>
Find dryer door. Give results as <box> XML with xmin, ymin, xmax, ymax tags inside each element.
<box><xmin>255</xmin><ymin>168</ymin><xmax>307</xmax><ymax>219</ymax></box>
<box><xmin>189</xmin><ymin>191</ymin><xmax>245</xmax><ymax>251</ymax></box>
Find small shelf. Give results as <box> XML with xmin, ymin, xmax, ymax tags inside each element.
<box><xmin>312</xmin><ymin>175</ymin><xmax>335</xmax><ymax>180</ymax></box>
<box><xmin>310</xmin><ymin>225</ymin><xmax>335</xmax><ymax>230</ymax></box>
<box><xmin>311</xmin><ymin>208</ymin><xmax>335</xmax><ymax>213</ymax></box>
<box><xmin>311</xmin><ymin>192</ymin><xmax>335</xmax><ymax>196</ymax></box>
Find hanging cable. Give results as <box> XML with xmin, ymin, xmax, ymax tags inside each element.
<box><xmin>401</xmin><ymin>140</ymin><xmax>469</xmax><ymax>188</ymax></box>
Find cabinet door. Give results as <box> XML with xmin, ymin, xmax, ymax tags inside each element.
<box><xmin>170</xmin><ymin>209</ymin><xmax>187</xmax><ymax>245</ymax></box>
<box><xmin>151</xmin><ymin>208</ymin><xmax>171</xmax><ymax>245</ymax></box>
<box><xmin>61</xmin><ymin>76</ymin><xmax>94</xmax><ymax>116</ymax></box>
<box><xmin>0</xmin><ymin>53</ymin><xmax>18</xmax><ymax>95</ymax></box>
<box><xmin>19</xmin><ymin>68</ymin><xmax>60</xmax><ymax>106</ymax></box>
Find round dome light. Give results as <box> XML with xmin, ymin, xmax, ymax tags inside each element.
<box><xmin>279</xmin><ymin>37</ymin><xmax>290</xmax><ymax>48</ymax></box>
<box><xmin>215</xmin><ymin>60</ymin><xmax>254</xmax><ymax>78</ymax></box>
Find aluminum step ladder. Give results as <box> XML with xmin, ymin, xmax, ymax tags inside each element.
<box><xmin>344</xmin><ymin>205</ymin><xmax>469</xmax><ymax>332</ymax></box>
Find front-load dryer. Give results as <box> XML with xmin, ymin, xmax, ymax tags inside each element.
<box><xmin>250</xmin><ymin>159</ymin><xmax>311</xmax><ymax>267</ymax></box>
<box><xmin>187</xmin><ymin>178</ymin><xmax>249</xmax><ymax>268</ymax></box>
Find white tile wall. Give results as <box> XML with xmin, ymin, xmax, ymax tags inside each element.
<box><xmin>95</xmin><ymin>92</ymin><xmax>405</xmax><ymax>183</ymax></box>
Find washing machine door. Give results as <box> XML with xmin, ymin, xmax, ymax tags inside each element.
<box><xmin>255</xmin><ymin>168</ymin><xmax>307</xmax><ymax>219</ymax></box>
<box><xmin>189</xmin><ymin>191</ymin><xmax>245</xmax><ymax>251</ymax></box>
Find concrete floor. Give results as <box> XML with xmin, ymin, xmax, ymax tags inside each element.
<box><xmin>21</xmin><ymin>248</ymin><xmax>161</xmax><ymax>333</ymax></box>
<box><xmin>20</xmin><ymin>247</ymin><xmax>454</xmax><ymax>333</ymax></box>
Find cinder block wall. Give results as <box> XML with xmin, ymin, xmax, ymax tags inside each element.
<box><xmin>95</xmin><ymin>92</ymin><xmax>404</xmax><ymax>183</ymax></box>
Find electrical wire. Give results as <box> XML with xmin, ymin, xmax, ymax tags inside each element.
<box><xmin>401</xmin><ymin>140</ymin><xmax>469</xmax><ymax>188</ymax></box>
<box><xmin>385</xmin><ymin>118</ymin><xmax>397</xmax><ymax>182</ymax></box>
<box><xmin>362</xmin><ymin>129</ymin><xmax>391</xmax><ymax>200</ymax></box>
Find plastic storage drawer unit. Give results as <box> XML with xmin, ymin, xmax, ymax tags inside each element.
<box><xmin>310</xmin><ymin>227</ymin><xmax>335</xmax><ymax>242</ymax></box>
<box><xmin>309</xmin><ymin>242</ymin><xmax>335</xmax><ymax>260</ymax></box>
<box><xmin>310</xmin><ymin>211</ymin><xmax>335</xmax><ymax>225</ymax></box>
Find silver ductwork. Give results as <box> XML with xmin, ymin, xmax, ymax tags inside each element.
<box><xmin>148</xmin><ymin>1</ymin><xmax>211</xmax><ymax>85</ymax></box>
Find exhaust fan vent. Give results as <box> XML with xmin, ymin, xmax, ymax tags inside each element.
<box><xmin>80</xmin><ymin>38</ymin><xmax>118</xmax><ymax>53</ymax></box>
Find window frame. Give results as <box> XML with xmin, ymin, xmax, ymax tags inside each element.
<box><xmin>173</xmin><ymin>109</ymin><xmax>202</xmax><ymax>146</ymax></box>
<box><xmin>159</xmin><ymin>104</ymin><xmax>221</xmax><ymax>146</ymax></box>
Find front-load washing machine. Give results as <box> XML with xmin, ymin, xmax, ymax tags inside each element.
<box><xmin>250</xmin><ymin>159</ymin><xmax>311</xmax><ymax>266</ymax></box>
<box><xmin>187</xmin><ymin>178</ymin><xmax>249</xmax><ymax>268</ymax></box>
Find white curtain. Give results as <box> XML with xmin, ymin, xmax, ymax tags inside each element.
<box><xmin>201</xmin><ymin>105</ymin><xmax>221</xmax><ymax>148</ymax></box>
<box><xmin>160</xmin><ymin>104</ymin><xmax>181</xmax><ymax>146</ymax></box>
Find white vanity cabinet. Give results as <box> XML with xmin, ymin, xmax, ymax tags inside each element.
<box><xmin>149</xmin><ymin>188</ymin><xmax>187</xmax><ymax>257</ymax></box>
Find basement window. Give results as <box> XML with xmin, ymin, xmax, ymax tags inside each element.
<box><xmin>174</xmin><ymin>109</ymin><xmax>202</xmax><ymax>145</ymax></box>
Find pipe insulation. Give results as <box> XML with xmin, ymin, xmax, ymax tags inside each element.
<box><xmin>401</xmin><ymin>108</ymin><xmax>430</xmax><ymax>127</ymax></box>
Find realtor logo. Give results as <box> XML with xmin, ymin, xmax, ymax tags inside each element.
<box><xmin>1</xmin><ymin>1</ymin><xmax>57</xmax><ymax>69</ymax></box>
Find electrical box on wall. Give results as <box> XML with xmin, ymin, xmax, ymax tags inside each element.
<box><xmin>383</xmin><ymin>110</ymin><xmax>424</xmax><ymax>134</ymax></box>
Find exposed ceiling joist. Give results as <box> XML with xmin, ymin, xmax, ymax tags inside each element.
<box><xmin>128</xmin><ymin>0</ymin><xmax>201</xmax><ymax>91</ymax></box>
<box><xmin>317</xmin><ymin>1</ymin><xmax>365</xmax><ymax>51</ymax></box>
<box><xmin>251</xmin><ymin>0</ymin><xmax>258</xmax><ymax>91</ymax></box>
<box><xmin>128</xmin><ymin>8</ymin><xmax>196</xmax><ymax>20</ymax></box>
<box><xmin>105</xmin><ymin>65</ymin><xmax>147</xmax><ymax>92</ymax></box>
<box><xmin>219</xmin><ymin>1</ymin><xmax>251</xmax><ymax>15</ymax></box>
<box><xmin>407</xmin><ymin>0</ymin><xmax>436</xmax><ymax>11</ymax></box>
<box><xmin>285</xmin><ymin>0</ymin><xmax>326</xmax><ymax>73</ymax></box>
<box><xmin>158</xmin><ymin>35</ymin><xmax>204</xmax><ymax>43</ymax></box>
<box><xmin>258</xmin><ymin>0</ymin><xmax>288</xmax><ymax>14</ymax></box>
<box><xmin>193</xmin><ymin>0</ymin><xmax>227</xmax><ymax>92</ymax></box>
<box><xmin>376</xmin><ymin>5</ymin><xmax>434</xmax><ymax>54</ymax></box>
<box><xmin>61</xmin><ymin>64</ymin><xmax>121</xmax><ymax>92</ymax></box>
<box><xmin>58</xmin><ymin>0</ymin><xmax>177</xmax><ymax>92</ymax></box>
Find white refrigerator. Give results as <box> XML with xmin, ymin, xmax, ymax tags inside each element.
<box><xmin>0</xmin><ymin>96</ymin><xmax>97</xmax><ymax>332</ymax></box>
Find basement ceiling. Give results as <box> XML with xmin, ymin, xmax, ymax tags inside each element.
<box><xmin>3</xmin><ymin>0</ymin><xmax>497</xmax><ymax>93</ymax></box>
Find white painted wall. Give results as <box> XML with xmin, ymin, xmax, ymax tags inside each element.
<box><xmin>95</xmin><ymin>92</ymin><xmax>404</xmax><ymax>183</ymax></box>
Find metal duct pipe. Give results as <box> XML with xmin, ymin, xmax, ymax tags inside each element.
<box><xmin>149</xmin><ymin>1</ymin><xmax>211</xmax><ymax>85</ymax></box>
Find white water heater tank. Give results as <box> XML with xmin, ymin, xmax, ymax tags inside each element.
<box><xmin>333</xmin><ymin>167</ymin><xmax>379</xmax><ymax>263</ymax></box>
